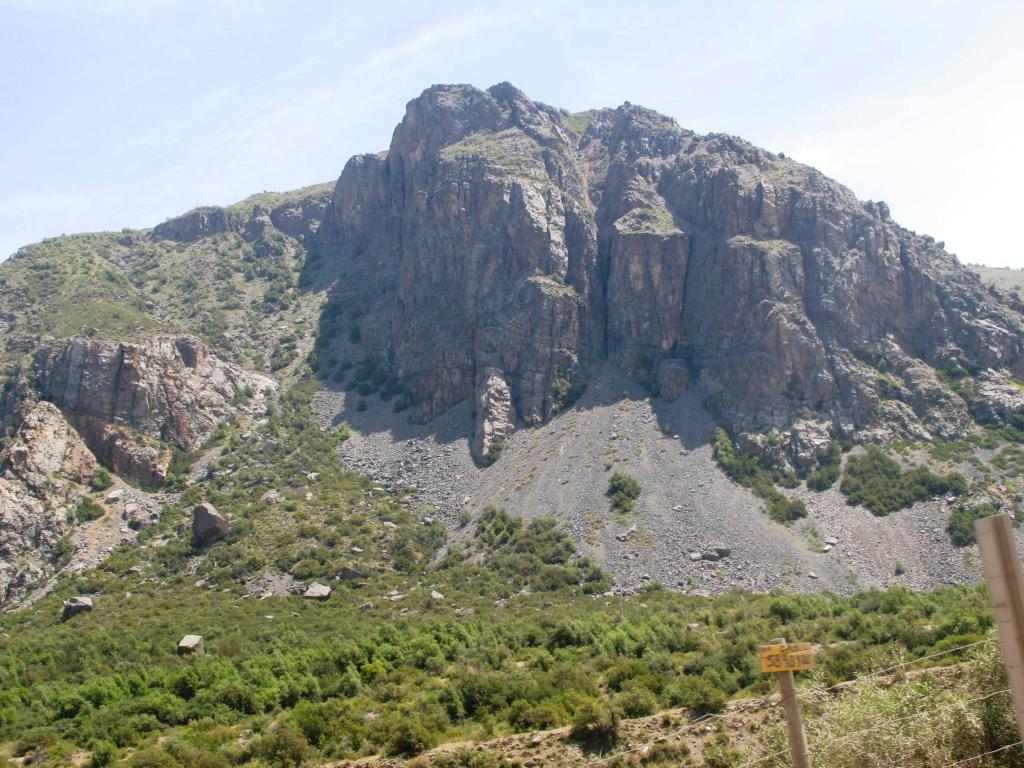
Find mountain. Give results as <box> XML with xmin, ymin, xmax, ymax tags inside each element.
<box><xmin>312</xmin><ymin>83</ymin><xmax>1024</xmax><ymax>471</ymax></box>
<box><xmin>3</xmin><ymin>81</ymin><xmax>1024</xmax><ymax>768</ymax></box>
<box><xmin>2</xmin><ymin>83</ymin><xmax>1024</xmax><ymax>604</ymax></box>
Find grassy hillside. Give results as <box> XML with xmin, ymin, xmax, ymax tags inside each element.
<box><xmin>0</xmin><ymin>184</ymin><xmax>331</xmax><ymax>379</ymax></box>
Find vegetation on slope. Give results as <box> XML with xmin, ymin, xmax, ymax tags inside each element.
<box><xmin>839</xmin><ymin>445</ymin><xmax>968</xmax><ymax>516</ymax></box>
<box><xmin>713</xmin><ymin>428</ymin><xmax>807</xmax><ymax>523</ymax></box>
<box><xmin>607</xmin><ymin>472</ymin><xmax>641</xmax><ymax>516</ymax></box>
<box><xmin>0</xmin><ymin>379</ymin><xmax>1006</xmax><ymax>767</ymax></box>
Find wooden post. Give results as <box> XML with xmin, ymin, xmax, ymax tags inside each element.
<box><xmin>975</xmin><ymin>513</ymin><xmax>1024</xmax><ymax>741</ymax></box>
<box><xmin>769</xmin><ymin>637</ymin><xmax>811</xmax><ymax>768</ymax></box>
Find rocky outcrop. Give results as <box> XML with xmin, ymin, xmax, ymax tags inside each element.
<box><xmin>153</xmin><ymin>206</ymin><xmax>235</xmax><ymax>242</ymax></box>
<box><xmin>269</xmin><ymin>192</ymin><xmax>331</xmax><ymax>239</ymax></box>
<box><xmin>970</xmin><ymin>371</ymin><xmax>1024</xmax><ymax>427</ymax></box>
<box><xmin>0</xmin><ymin>401</ymin><xmax>98</xmax><ymax>603</ymax></box>
<box><xmin>312</xmin><ymin>83</ymin><xmax>1024</xmax><ymax>465</ymax></box>
<box><xmin>472</xmin><ymin>367</ymin><xmax>515</xmax><ymax>463</ymax></box>
<box><xmin>32</xmin><ymin>335</ymin><xmax>275</xmax><ymax>482</ymax></box>
<box><xmin>67</xmin><ymin>414</ymin><xmax>172</xmax><ymax>487</ymax></box>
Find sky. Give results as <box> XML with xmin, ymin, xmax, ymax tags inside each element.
<box><xmin>1</xmin><ymin>0</ymin><xmax>1022</xmax><ymax>266</ymax></box>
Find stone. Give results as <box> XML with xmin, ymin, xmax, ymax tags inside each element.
<box><xmin>338</xmin><ymin>566</ymin><xmax>364</xmax><ymax>580</ymax></box>
<box><xmin>303</xmin><ymin>582</ymin><xmax>332</xmax><ymax>601</ymax></box>
<box><xmin>657</xmin><ymin>359</ymin><xmax>690</xmax><ymax>399</ymax></box>
<box><xmin>824</xmin><ymin>536</ymin><xmax>839</xmax><ymax>546</ymax></box>
<box><xmin>154</xmin><ymin>206</ymin><xmax>234</xmax><ymax>241</ymax></box>
<box><xmin>191</xmin><ymin>502</ymin><xmax>230</xmax><ymax>545</ymax></box>
<box><xmin>689</xmin><ymin>552</ymin><xmax>702</xmax><ymax>562</ymax></box>
<box><xmin>472</xmin><ymin>367</ymin><xmax>515</xmax><ymax>464</ymax></box>
<box><xmin>104</xmin><ymin>488</ymin><xmax>124</xmax><ymax>503</ymax></box>
<box><xmin>0</xmin><ymin>402</ymin><xmax>100</xmax><ymax>604</ymax></box>
<box><xmin>616</xmin><ymin>525</ymin><xmax>637</xmax><ymax>542</ymax></box>
<box><xmin>430</xmin><ymin>590</ymin><xmax>445</xmax><ymax>600</ymax></box>
<box><xmin>177</xmin><ymin>634</ymin><xmax>204</xmax><ymax>655</ymax></box>
<box><xmin>62</xmin><ymin>595</ymin><xmax>93</xmax><ymax>620</ymax></box>
<box><xmin>33</xmin><ymin>335</ymin><xmax>274</xmax><ymax>465</ymax></box>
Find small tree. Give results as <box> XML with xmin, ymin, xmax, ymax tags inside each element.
<box><xmin>607</xmin><ymin>472</ymin><xmax>641</xmax><ymax>515</ymax></box>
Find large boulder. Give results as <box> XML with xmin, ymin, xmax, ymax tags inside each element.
<box><xmin>471</xmin><ymin>368</ymin><xmax>515</xmax><ymax>464</ymax></box>
<box><xmin>191</xmin><ymin>502</ymin><xmax>229</xmax><ymax>545</ymax></box>
<box><xmin>177</xmin><ymin>634</ymin><xmax>204</xmax><ymax>655</ymax></box>
<box><xmin>62</xmin><ymin>595</ymin><xmax>93</xmax><ymax>620</ymax></box>
<box><xmin>303</xmin><ymin>582</ymin><xmax>332</xmax><ymax>601</ymax></box>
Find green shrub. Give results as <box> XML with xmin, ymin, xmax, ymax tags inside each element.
<box><xmin>484</xmin><ymin>441</ymin><xmax>504</xmax><ymax>465</ymax></box>
<box><xmin>614</xmin><ymin>683</ymin><xmax>658</xmax><ymax>717</ymax></box>
<box><xmin>607</xmin><ymin>472</ymin><xmax>641</xmax><ymax>515</ymax></box>
<box><xmin>807</xmin><ymin>442</ymin><xmax>842</xmax><ymax>491</ymax></box>
<box><xmin>947</xmin><ymin>503</ymin><xmax>998</xmax><ymax>546</ymax></box>
<box><xmin>247</xmin><ymin>727</ymin><xmax>310</xmax><ymax>767</ymax></box>
<box><xmin>840</xmin><ymin>446</ymin><xmax>967</xmax><ymax>515</ymax></box>
<box><xmin>570</xmin><ymin>699</ymin><xmax>619</xmax><ymax>748</ymax></box>
<box><xmin>75</xmin><ymin>497</ymin><xmax>106</xmax><ymax>523</ymax></box>
<box><xmin>386</xmin><ymin>719</ymin><xmax>434</xmax><ymax>756</ymax></box>
<box><xmin>89</xmin><ymin>468</ymin><xmax>114</xmax><ymax>492</ymax></box>
<box><xmin>87</xmin><ymin>740</ymin><xmax>120</xmax><ymax>768</ymax></box>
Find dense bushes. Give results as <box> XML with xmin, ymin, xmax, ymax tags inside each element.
<box><xmin>806</xmin><ymin>442</ymin><xmax>842</xmax><ymax>491</ymax></box>
<box><xmin>713</xmin><ymin>429</ymin><xmax>806</xmax><ymax>523</ymax></box>
<box><xmin>75</xmin><ymin>496</ymin><xmax>105</xmax><ymax>523</ymax></box>
<box><xmin>0</xmin><ymin>570</ymin><xmax>998</xmax><ymax>766</ymax></box>
<box><xmin>607</xmin><ymin>472</ymin><xmax>641</xmax><ymax>515</ymax></box>
<box><xmin>475</xmin><ymin>506</ymin><xmax>610</xmax><ymax>593</ymax></box>
<box><xmin>947</xmin><ymin>503</ymin><xmax>997</xmax><ymax>546</ymax></box>
<box><xmin>89</xmin><ymin>468</ymin><xmax>114</xmax><ymax>492</ymax></box>
<box><xmin>840</xmin><ymin>446</ymin><xmax>968</xmax><ymax>515</ymax></box>
<box><xmin>0</xmin><ymin>376</ymin><xmax>1005</xmax><ymax>766</ymax></box>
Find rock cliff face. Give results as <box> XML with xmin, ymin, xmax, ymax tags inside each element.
<box><xmin>0</xmin><ymin>401</ymin><xmax>97</xmax><ymax>602</ymax></box>
<box><xmin>314</xmin><ymin>83</ymin><xmax>1024</xmax><ymax>466</ymax></box>
<box><xmin>32</xmin><ymin>335</ymin><xmax>276</xmax><ymax>482</ymax></box>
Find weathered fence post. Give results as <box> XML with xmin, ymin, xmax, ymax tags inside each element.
<box><xmin>975</xmin><ymin>513</ymin><xmax>1024</xmax><ymax>742</ymax></box>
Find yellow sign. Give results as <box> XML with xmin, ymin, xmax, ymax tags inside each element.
<box><xmin>759</xmin><ymin>642</ymin><xmax>815</xmax><ymax>673</ymax></box>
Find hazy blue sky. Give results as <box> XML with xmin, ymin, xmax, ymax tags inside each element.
<box><xmin>2</xmin><ymin>0</ymin><xmax>1022</xmax><ymax>266</ymax></box>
